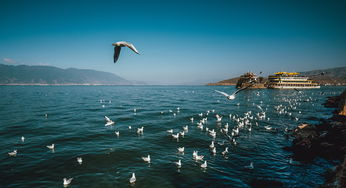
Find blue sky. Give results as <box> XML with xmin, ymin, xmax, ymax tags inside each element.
<box><xmin>0</xmin><ymin>0</ymin><xmax>345</xmax><ymax>84</ymax></box>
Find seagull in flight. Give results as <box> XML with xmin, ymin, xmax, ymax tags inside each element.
<box><xmin>215</xmin><ymin>86</ymin><xmax>250</xmax><ymax>100</ymax></box>
<box><xmin>112</xmin><ymin>41</ymin><xmax>140</xmax><ymax>63</ymax></box>
<box><xmin>105</xmin><ymin>116</ymin><xmax>115</xmax><ymax>126</ymax></box>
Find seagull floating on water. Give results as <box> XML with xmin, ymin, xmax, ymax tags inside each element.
<box><xmin>209</xmin><ymin>141</ymin><xmax>215</xmax><ymax>149</ymax></box>
<box><xmin>175</xmin><ymin>159</ymin><xmax>182</xmax><ymax>168</ymax></box>
<box><xmin>47</xmin><ymin>144</ymin><xmax>55</xmax><ymax>150</ymax></box>
<box><xmin>129</xmin><ymin>173</ymin><xmax>136</xmax><ymax>184</ymax></box>
<box><xmin>137</xmin><ymin>127</ymin><xmax>144</xmax><ymax>134</ymax></box>
<box><xmin>167</xmin><ymin>129</ymin><xmax>173</xmax><ymax>134</ymax></box>
<box><xmin>195</xmin><ymin>154</ymin><xmax>204</xmax><ymax>161</ymax></box>
<box><xmin>177</xmin><ymin>147</ymin><xmax>184</xmax><ymax>153</ymax></box>
<box><xmin>172</xmin><ymin>133</ymin><xmax>179</xmax><ymax>139</ymax></box>
<box><xmin>115</xmin><ymin>131</ymin><xmax>120</xmax><ymax>137</ymax></box>
<box><xmin>183</xmin><ymin>125</ymin><xmax>188</xmax><ymax>132</ymax></box>
<box><xmin>77</xmin><ymin>157</ymin><xmax>83</xmax><ymax>165</ymax></box>
<box><xmin>193</xmin><ymin>151</ymin><xmax>198</xmax><ymax>159</ymax></box>
<box><xmin>21</xmin><ymin>136</ymin><xmax>25</xmax><ymax>142</ymax></box>
<box><xmin>264</xmin><ymin>125</ymin><xmax>272</xmax><ymax>130</ymax></box>
<box><xmin>245</xmin><ymin>162</ymin><xmax>254</xmax><ymax>169</ymax></box>
<box><xmin>142</xmin><ymin>155</ymin><xmax>151</xmax><ymax>163</ymax></box>
<box><xmin>211</xmin><ymin>147</ymin><xmax>216</xmax><ymax>155</ymax></box>
<box><xmin>221</xmin><ymin>147</ymin><xmax>229</xmax><ymax>155</ymax></box>
<box><xmin>8</xmin><ymin>150</ymin><xmax>17</xmax><ymax>156</ymax></box>
<box><xmin>201</xmin><ymin>161</ymin><xmax>207</xmax><ymax>168</ymax></box>
<box><xmin>63</xmin><ymin>178</ymin><xmax>73</xmax><ymax>187</ymax></box>
<box><xmin>112</xmin><ymin>41</ymin><xmax>140</xmax><ymax>63</ymax></box>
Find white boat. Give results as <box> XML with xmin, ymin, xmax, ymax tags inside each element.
<box><xmin>267</xmin><ymin>72</ymin><xmax>320</xmax><ymax>89</ymax></box>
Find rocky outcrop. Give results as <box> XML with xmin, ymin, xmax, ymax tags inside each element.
<box><xmin>324</xmin><ymin>90</ymin><xmax>346</xmax><ymax>116</ymax></box>
<box><xmin>286</xmin><ymin>89</ymin><xmax>346</xmax><ymax>187</ymax></box>
<box><xmin>321</xmin><ymin>155</ymin><xmax>346</xmax><ymax>188</ymax></box>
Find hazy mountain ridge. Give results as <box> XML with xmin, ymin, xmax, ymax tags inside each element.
<box><xmin>208</xmin><ymin>67</ymin><xmax>346</xmax><ymax>86</ymax></box>
<box><xmin>0</xmin><ymin>64</ymin><xmax>135</xmax><ymax>85</ymax></box>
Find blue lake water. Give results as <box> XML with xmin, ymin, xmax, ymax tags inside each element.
<box><xmin>0</xmin><ymin>85</ymin><xmax>345</xmax><ymax>188</ymax></box>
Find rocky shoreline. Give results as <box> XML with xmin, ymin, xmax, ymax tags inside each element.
<box><xmin>285</xmin><ymin>90</ymin><xmax>346</xmax><ymax>187</ymax></box>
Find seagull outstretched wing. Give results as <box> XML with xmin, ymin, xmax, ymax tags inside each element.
<box><xmin>113</xmin><ymin>46</ymin><xmax>121</xmax><ymax>63</ymax></box>
<box><xmin>123</xmin><ymin>42</ymin><xmax>140</xmax><ymax>54</ymax></box>
<box><xmin>215</xmin><ymin>90</ymin><xmax>230</xmax><ymax>97</ymax></box>
<box><xmin>233</xmin><ymin>84</ymin><xmax>253</xmax><ymax>95</ymax></box>
<box><xmin>105</xmin><ymin>116</ymin><xmax>111</xmax><ymax>122</ymax></box>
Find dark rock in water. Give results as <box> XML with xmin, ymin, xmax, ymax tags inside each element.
<box><xmin>250</xmin><ymin>179</ymin><xmax>283</xmax><ymax>188</ymax></box>
<box><xmin>323</xmin><ymin>90</ymin><xmax>346</xmax><ymax>116</ymax></box>
<box><xmin>320</xmin><ymin>156</ymin><xmax>346</xmax><ymax>188</ymax></box>
<box><xmin>287</xmin><ymin>89</ymin><xmax>346</xmax><ymax>187</ymax></box>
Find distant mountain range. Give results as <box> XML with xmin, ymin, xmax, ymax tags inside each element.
<box><xmin>0</xmin><ymin>64</ymin><xmax>141</xmax><ymax>85</ymax></box>
<box><xmin>208</xmin><ymin>67</ymin><xmax>346</xmax><ymax>86</ymax></box>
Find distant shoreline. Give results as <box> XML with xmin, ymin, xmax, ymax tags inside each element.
<box><xmin>0</xmin><ymin>83</ymin><xmax>135</xmax><ymax>86</ymax></box>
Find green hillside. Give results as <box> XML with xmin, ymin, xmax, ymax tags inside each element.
<box><xmin>0</xmin><ymin>64</ymin><xmax>133</xmax><ymax>85</ymax></box>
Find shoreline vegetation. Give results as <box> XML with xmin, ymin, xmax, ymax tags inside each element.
<box><xmin>285</xmin><ymin>90</ymin><xmax>346</xmax><ymax>187</ymax></box>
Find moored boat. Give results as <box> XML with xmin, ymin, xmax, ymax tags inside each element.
<box><xmin>267</xmin><ymin>72</ymin><xmax>320</xmax><ymax>89</ymax></box>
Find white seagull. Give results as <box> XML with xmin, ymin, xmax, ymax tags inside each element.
<box><xmin>172</xmin><ymin>133</ymin><xmax>179</xmax><ymax>139</ymax></box>
<box><xmin>21</xmin><ymin>136</ymin><xmax>25</xmax><ymax>142</ymax></box>
<box><xmin>8</xmin><ymin>150</ymin><xmax>17</xmax><ymax>156</ymax></box>
<box><xmin>201</xmin><ymin>161</ymin><xmax>207</xmax><ymax>168</ymax></box>
<box><xmin>112</xmin><ymin>41</ymin><xmax>140</xmax><ymax>63</ymax></box>
<box><xmin>77</xmin><ymin>157</ymin><xmax>83</xmax><ymax>164</ymax></box>
<box><xmin>195</xmin><ymin>154</ymin><xmax>204</xmax><ymax>161</ymax></box>
<box><xmin>142</xmin><ymin>155</ymin><xmax>151</xmax><ymax>163</ymax></box>
<box><xmin>183</xmin><ymin>125</ymin><xmax>188</xmax><ymax>132</ymax></box>
<box><xmin>245</xmin><ymin>162</ymin><xmax>254</xmax><ymax>169</ymax></box>
<box><xmin>177</xmin><ymin>147</ymin><xmax>185</xmax><ymax>153</ymax></box>
<box><xmin>209</xmin><ymin>141</ymin><xmax>215</xmax><ymax>149</ymax></box>
<box><xmin>137</xmin><ymin>126</ymin><xmax>144</xmax><ymax>134</ymax></box>
<box><xmin>193</xmin><ymin>151</ymin><xmax>198</xmax><ymax>159</ymax></box>
<box><xmin>129</xmin><ymin>173</ymin><xmax>136</xmax><ymax>184</ymax></box>
<box><xmin>166</xmin><ymin>129</ymin><xmax>173</xmax><ymax>134</ymax></box>
<box><xmin>63</xmin><ymin>178</ymin><xmax>73</xmax><ymax>187</ymax></box>
<box><xmin>105</xmin><ymin>116</ymin><xmax>115</xmax><ymax>126</ymax></box>
<box><xmin>115</xmin><ymin>131</ymin><xmax>120</xmax><ymax>137</ymax></box>
<box><xmin>215</xmin><ymin>86</ymin><xmax>250</xmax><ymax>100</ymax></box>
<box><xmin>211</xmin><ymin>147</ymin><xmax>216</xmax><ymax>155</ymax></box>
<box><xmin>175</xmin><ymin>159</ymin><xmax>182</xmax><ymax>168</ymax></box>
<box><xmin>221</xmin><ymin>147</ymin><xmax>229</xmax><ymax>155</ymax></box>
<box><xmin>47</xmin><ymin>144</ymin><xmax>55</xmax><ymax>150</ymax></box>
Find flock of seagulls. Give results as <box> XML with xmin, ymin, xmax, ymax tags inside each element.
<box><xmin>7</xmin><ymin>87</ymin><xmax>309</xmax><ymax>186</ymax></box>
<box><xmin>4</xmin><ymin>41</ymin><xmax>315</xmax><ymax>187</ymax></box>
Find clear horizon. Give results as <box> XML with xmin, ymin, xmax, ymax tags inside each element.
<box><xmin>1</xmin><ymin>0</ymin><xmax>345</xmax><ymax>84</ymax></box>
